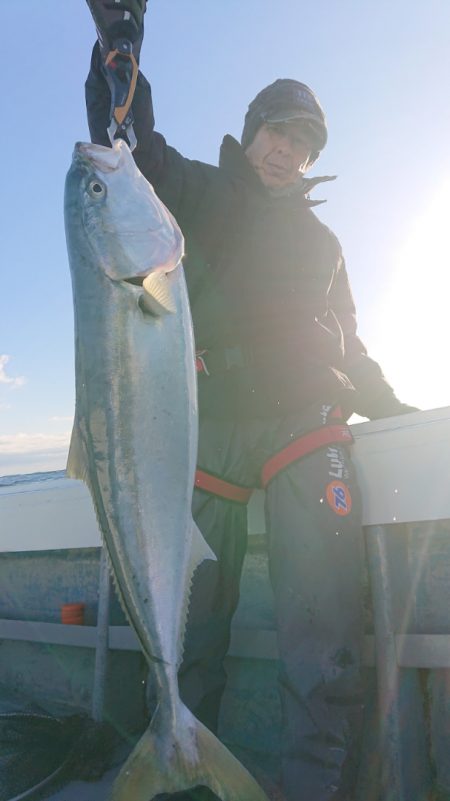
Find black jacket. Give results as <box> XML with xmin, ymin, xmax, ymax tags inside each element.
<box><xmin>86</xmin><ymin>45</ymin><xmax>409</xmax><ymax>421</ymax></box>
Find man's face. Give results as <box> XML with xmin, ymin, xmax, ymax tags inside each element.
<box><xmin>245</xmin><ymin>121</ymin><xmax>313</xmax><ymax>189</ymax></box>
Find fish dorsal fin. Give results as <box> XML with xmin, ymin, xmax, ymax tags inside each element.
<box><xmin>141</xmin><ymin>271</ymin><xmax>176</xmax><ymax>315</ymax></box>
<box><xmin>178</xmin><ymin>522</ymin><xmax>216</xmax><ymax>666</ymax></box>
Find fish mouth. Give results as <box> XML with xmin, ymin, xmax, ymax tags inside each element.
<box><xmin>74</xmin><ymin>141</ymin><xmax>123</xmax><ymax>172</ymax></box>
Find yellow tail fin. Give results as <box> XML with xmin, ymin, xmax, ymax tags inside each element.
<box><xmin>111</xmin><ymin>700</ymin><xmax>269</xmax><ymax>801</ymax></box>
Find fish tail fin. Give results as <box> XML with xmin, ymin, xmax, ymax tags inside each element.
<box><xmin>111</xmin><ymin>700</ymin><xmax>270</xmax><ymax>801</ymax></box>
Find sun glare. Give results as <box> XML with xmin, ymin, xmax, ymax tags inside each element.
<box><xmin>371</xmin><ymin>176</ymin><xmax>450</xmax><ymax>412</ymax></box>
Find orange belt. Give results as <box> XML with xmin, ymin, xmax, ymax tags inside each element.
<box><xmin>194</xmin><ymin>420</ymin><xmax>352</xmax><ymax>501</ymax></box>
<box><xmin>195</xmin><ymin>469</ymin><xmax>253</xmax><ymax>504</ymax></box>
<box><xmin>261</xmin><ymin>423</ymin><xmax>352</xmax><ymax>488</ymax></box>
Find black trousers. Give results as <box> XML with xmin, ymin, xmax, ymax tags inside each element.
<box><xmin>176</xmin><ymin>401</ymin><xmax>365</xmax><ymax>801</ymax></box>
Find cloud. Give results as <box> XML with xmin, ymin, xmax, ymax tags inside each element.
<box><xmin>0</xmin><ymin>431</ymin><xmax>71</xmax><ymax>477</ymax></box>
<box><xmin>0</xmin><ymin>431</ymin><xmax>71</xmax><ymax>455</ymax></box>
<box><xmin>0</xmin><ymin>416</ymin><xmax>74</xmax><ymax>476</ymax></box>
<box><xmin>0</xmin><ymin>355</ymin><xmax>26</xmax><ymax>389</ymax></box>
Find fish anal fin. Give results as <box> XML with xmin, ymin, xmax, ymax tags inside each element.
<box><xmin>178</xmin><ymin>522</ymin><xmax>216</xmax><ymax>666</ymax></box>
<box><xmin>189</xmin><ymin>521</ymin><xmax>216</xmax><ymax>574</ymax></box>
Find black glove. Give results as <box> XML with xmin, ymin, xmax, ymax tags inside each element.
<box><xmin>86</xmin><ymin>1</ymin><xmax>148</xmax><ymax>147</ymax></box>
<box><xmin>369</xmin><ymin>394</ymin><xmax>420</xmax><ymax>421</ymax></box>
<box><xmin>86</xmin><ymin>0</ymin><xmax>147</xmax><ymax>62</ymax></box>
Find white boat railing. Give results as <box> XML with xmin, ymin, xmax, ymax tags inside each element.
<box><xmin>2</xmin><ymin>405</ymin><xmax>450</xmax><ymax>801</ymax></box>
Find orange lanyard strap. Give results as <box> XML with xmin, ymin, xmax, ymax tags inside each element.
<box><xmin>195</xmin><ymin>469</ymin><xmax>254</xmax><ymax>504</ymax></box>
<box><xmin>104</xmin><ymin>42</ymin><xmax>139</xmax><ymax>149</ymax></box>
<box><xmin>261</xmin><ymin>424</ymin><xmax>353</xmax><ymax>488</ymax></box>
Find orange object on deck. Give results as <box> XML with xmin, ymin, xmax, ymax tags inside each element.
<box><xmin>61</xmin><ymin>602</ymin><xmax>85</xmax><ymax>625</ymax></box>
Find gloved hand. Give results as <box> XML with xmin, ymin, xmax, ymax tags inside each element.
<box><xmin>86</xmin><ymin>0</ymin><xmax>147</xmax><ymax>62</ymax></box>
<box><xmin>369</xmin><ymin>396</ymin><xmax>420</xmax><ymax>421</ymax></box>
<box><xmin>86</xmin><ymin>0</ymin><xmax>148</xmax><ymax>149</ymax></box>
<box><xmin>396</xmin><ymin>403</ymin><xmax>420</xmax><ymax>415</ymax></box>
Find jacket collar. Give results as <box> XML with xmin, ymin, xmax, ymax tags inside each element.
<box><xmin>218</xmin><ymin>134</ymin><xmax>336</xmax><ymax>206</ymax></box>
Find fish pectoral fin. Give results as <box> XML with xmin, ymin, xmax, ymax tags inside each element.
<box><xmin>141</xmin><ymin>270</ymin><xmax>176</xmax><ymax>315</ymax></box>
<box><xmin>111</xmin><ymin>701</ymin><xmax>270</xmax><ymax>801</ymax></box>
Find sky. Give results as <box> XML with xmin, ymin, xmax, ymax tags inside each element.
<box><xmin>1</xmin><ymin>0</ymin><xmax>450</xmax><ymax>477</ymax></box>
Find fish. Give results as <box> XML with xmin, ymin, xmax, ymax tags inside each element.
<box><xmin>64</xmin><ymin>138</ymin><xmax>269</xmax><ymax>801</ymax></box>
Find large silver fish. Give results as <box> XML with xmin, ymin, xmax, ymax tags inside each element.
<box><xmin>64</xmin><ymin>139</ymin><xmax>269</xmax><ymax>801</ymax></box>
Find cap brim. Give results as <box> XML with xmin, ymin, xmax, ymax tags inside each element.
<box><xmin>263</xmin><ymin>110</ymin><xmax>327</xmax><ymax>149</ymax></box>
<box><xmin>264</xmin><ymin>109</ymin><xmax>321</xmax><ymax>124</ymax></box>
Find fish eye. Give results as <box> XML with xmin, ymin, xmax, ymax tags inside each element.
<box><xmin>87</xmin><ymin>180</ymin><xmax>106</xmax><ymax>198</ymax></box>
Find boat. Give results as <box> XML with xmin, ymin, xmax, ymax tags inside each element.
<box><xmin>1</xmin><ymin>407</ymin><xmax>450</xmax><ymax>800</ymax></box>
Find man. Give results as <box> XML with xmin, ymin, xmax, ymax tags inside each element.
<box><xmin>85</xmin><ymin>2</ymin><xmax>416</xmax><ymax>799</ymax></box>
